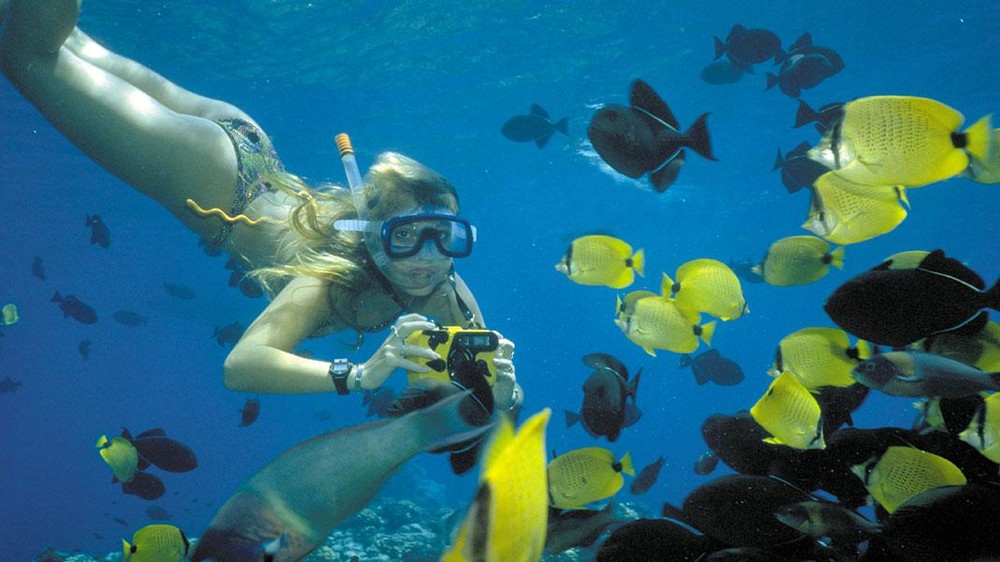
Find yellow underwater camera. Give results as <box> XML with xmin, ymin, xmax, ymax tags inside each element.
<box><xmin>405</xmin><ymin>326</ymin><xmax>499</xmax><ymax>387</ymax></box>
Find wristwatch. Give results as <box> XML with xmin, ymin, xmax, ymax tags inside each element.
<box><xmin>329</xmin><ymin>358</ymin><xmax>353</xmax><ymax>395</ymax></box>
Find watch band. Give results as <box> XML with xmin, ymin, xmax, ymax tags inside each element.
<box><xmin>329</xmin><ymin>358</ymin><xmax>352</xmax><ymax>395</ymax></box>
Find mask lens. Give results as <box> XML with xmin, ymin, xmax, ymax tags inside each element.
<box><xmin>383</xmin><ymin>214</ymin><xmax>475</xmax><ymax>258</ymax></box>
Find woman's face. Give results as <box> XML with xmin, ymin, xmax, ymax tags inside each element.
<box><xmin>379</xmin><ymin>206</ymin><xmax>456</xmax><ymax>297</ymax></box>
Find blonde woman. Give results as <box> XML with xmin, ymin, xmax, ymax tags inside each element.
<box><xmin>0</xmin><ymin>0</ymin><xmax>521</xmax><ymax>411</ymax></box>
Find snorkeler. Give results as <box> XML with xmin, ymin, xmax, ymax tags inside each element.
<box><xmin>0</xmin><ymin>0</ymin><xmax>521</xmax><ymax>410</ymax></box>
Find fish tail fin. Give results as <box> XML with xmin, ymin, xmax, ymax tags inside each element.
<box><xmin>554</xmin><ymin>117</ymin><xmax>569</xmax><ymax>136</ymax></box>
<box><xmin>679</xmin><ymin>354</ymin><xmax>692</xmax><ymax>369</ymax></box>
<box><xmin>661</xmin><ymin>272</ymin><xmax>676</xmax><ymax>297</ymax></box>
<box><xmin>619</xmin><ymin>451</ymin><xmax>635</xmax><ymax>476</ymax></box>
<box><xmin>765</xmin><ymin>73</ymin><xmax>779</xmax><ymax>91</ymax></box>
<box><xmin>122</xmin><ymin>539</ymin><xmax>133</xmax><ymax>558</ymax></box>
<box><xmin>986</xmin><ymin>277</ymin><xmax>1000</xmax><ymax>311</ymax></box>
<box><xmin>699</xmin><ymin>321</ymin><xmax>717</xmax><ymax>347</ymax></box>
<box><xmin>684</xmin><ymin>113</ymin><xmax>716</xmax><ymax>161</ymax></box>
<box><xmin>642</xmin><ymin>346</ymin><xmax>657</xmax><ymax>358</ymax></box>
<box><xmin>962</xmin><ymin>114</ymin><xmax>993</xmax><ymax>161</ymax></box>
<box><xmin>564</xmin><ymin>410</ymin><xmax>581</xmax><ymax>428</ymax></box>
<box><xmin>629</xmin><ymin>368</ymin><xmax>642</xmax><ymax>401</ymax></box>
<box><xmin>829</xmin><ymin>246</ymin><xmax>846</xmax><ymax>269</ymax></box>
<box><xmin>713</xmin><ymin>36</ymin><xmax>726</xmax><ymax>59</ymax></box>
<box><xmin>772</xmin><ymin>146</ymin><xmax>786</xmax><ymax>170</ymax></box>
<box><xmin>794</xmin><ymin>100</ymin><xmax>818</xmax><ymax>128</ymax></box>
<box><xmin>631</xmin><ymin>249</ymin><xmax>646</xmax><ymax>278</ymax></box>
<box><xmin>411</xmin><ymin>388</ymin><xmax>493</xmax><ymax>453</ymax></box>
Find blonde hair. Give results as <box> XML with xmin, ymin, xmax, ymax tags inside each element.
<box><xmin>250</xmin><ymin>152</ymin><xmax>460</xmax><ymax>300</ymax></box>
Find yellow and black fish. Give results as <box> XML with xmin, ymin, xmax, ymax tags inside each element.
<box><xmin>615</xmin><ymin>291</ymin><xmax>715</xmax><ymax>356</ymax></box>
<box><xmin>123</xmin><ymin>524</ymin><xmax>189</xmax><ymax>562</ymax></box>
<box><xmin>548</xmin><ymin>447</ymin><xmax>634</xmax><ymax>509</ymax></box>
<box><xmin>804</xmin><ymin>172</ymin><xmax>909</xmax><ymax>245</ymax></box>
<box><xmin>663</xmin><ymin>259</ymin><xmax>748</xmax><ymax>320</ymax></box>
<box><xmin>753</xmin><ymin>235</ymin><xmax>844</xmax><ymax>286</ymax></box>
<box><xmin>809</xmin><ymin>95</ymin><xmax>992</xmax><ymax>187</ymax></box>
<box><xmin>750</xmin><ymin>372</ymin><xmax>825</xmax><ymax>450</ymax></box>
<box><xmin>443</xmin><ymin>409</ymin><xmax>551</xmax><ymax>562</ymax></box>
<box><xmin>958</xmin><ymin>392</ymin><xmax>1000</xmax><ymax>463</ymax></box>
<box><xmin>556</xmin><ymin>235</ymin><xmax>645</xmax><ymax>289</ymax></box>
<box><xmin>851</xmin><ymin>445</ymin><xmax>967</xmax><ymax>513</ymax></box>
<box><xmin>771</xmin><ymin>327</ymin><xmax>870</xmax><ymax>389</ymax></box>
<box><xmin>96</xmin><ymin>434</ymin><xmax>138</xmax><ymax>484</ymax></box>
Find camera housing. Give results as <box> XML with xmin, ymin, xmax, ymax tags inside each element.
<box><xmin>405</xmin><ymin>326</ymin><xmax>499</xmax><ymax>386</ymax></box>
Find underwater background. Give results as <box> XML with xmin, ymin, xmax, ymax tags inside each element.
<box><xmin>0</xmin><ymin>0</ymin><xmax>997</xmax><ymax>559</ymax></box>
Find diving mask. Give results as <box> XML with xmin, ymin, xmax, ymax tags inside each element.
<box><xmin>334</xmin><ymin>212</ymin><xmax>477</xmax><ymax>259</ymax></box>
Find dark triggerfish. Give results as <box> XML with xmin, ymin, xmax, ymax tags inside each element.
<box><xmin>588</xmin><ymin>79</ymin><xmax>716</xmax><ymax>192</ymax></box>
<box><xmin>565</xmin><ymin>353</ymin><xmax>641</xmax><ymax>442</ymax></box>
<box><xmin>825</xmin><ymin>249</ymin><xmax>999</xmax><ymax>347</ymax></box>
<box><xmin>500</xmin><ymin>103</ymin><xmax>569</xmax><ymax>148</ymax></box>
<box><xmin>190</xmin><ymin>388</ymin><xmax>487</xmax><ymax>562</ymax></box>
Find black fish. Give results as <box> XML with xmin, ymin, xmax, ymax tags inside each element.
<box><xmin>238</xmin><ymin>276</ymin><xmax>264</xmax><ymax>299</ymax></box>
<box><xmin>121</xmin><ymin>470</ymin><xmax>165</xmax><ymax>500</ymax></box>
<box><xmin>596</xmin><ymin>518</ymin><xmax>723</xmax><ymax>562</ymax></box>
<box><xmin>588</xmin><ymin>79</ymin><xmax>715</xmax><ymax>192</ymax></box>
<box><xmin>772</xmin><ymin>141</ymin><xmax>829</xmax><ymax>194</ymax></box>
<box><xmin>814</xmin><ymin>383</ymin><xmax>870</xmax><ymax>432</ymax></box>
<box><xmin>629</xmin><ymin>455</ymin><xmax>665</xmax><ymax>495</ymax></box>
<box><xmin>679</xmin><ymin>349</ymin><xmax>744</xmax><ymax>386</ymax></box>
<box><xmin>0</xmin><ymin>376</ymin><xmax>24</xmax><ymax>394</ymax></box>
<box><xmin>51</xmin><ymin>291</ymin><xmax>98</xmax><ymax>324</ymax></box>
<box><xmin>793</xmin><ymin>100</ymin><xmax>843</xmax><ymax>133</ymax></box>
<box><xmin>693</xmin><ymin>450</ymin><xmax>718</xmax><ymax>475</ymax></box>
<box><xmin>713</xmin><ymin>24</ymin><xmax>785</xmax><ymax>69</ymax></box>
<box><xmin>728</xmin><ymin>257</ymin><xmax>764</xmax><ymax>284</ymax></box>
<box><xmin>825</xmin><ymin>249</ymin><xmax>999</xmax><ymax>347</ymax></box>
<box><xmin>124</xmin><ymin>428</ymin><xmax>198</xmax><ymax>473</ymax></box>
<box><xmin>145</xmin><ymin>505</ymin><xmax>173</xmax><ymax>521</ymax></box>
<box><xmin>31</xmin><ymin>256</ymin><xmax>46</xmax><ymax>280</ymax></box>
<box><xmin>699</xmin><ymin>60</ymin><xmax>745</xmax><ymax>85</ymax></box>
<box><xmin>565</xmin><ymin>353</ymin><xmax>641</xmax><ymax>442</ymax></box>
<box><xmin>85</xmin><ymin>214</ymin><xmax>111</xmax><ymax>248</ymax></box>
<box><xmin>213</xmin><ymin>322</ymin><xmax>245</xmax><ymax>347</ymax></box>
<box><xmin>163</xmin><ymin>282</ymin><xmax>196</xmax><ymax>300</ymax></box>
<box><xmin>766</xmin><ymin>34</ymin><xmax>844</xmax><ymax>98</ymax></box>
<box><xmin>112</xmin><ymin>310</ymin><xmax>148</xmax><ymax>327</ymax></box>
<box><xmin>500</xmin><ymin>104</ymin><xmax>569</xmax><ymax>148</ymax></box>
<box><xmin>78</xmin><ymin>339</ymin><xmax>91</xmax><ymax>359</ymax></box>
<box><xmin>239</xmin><ymin>397</ymin><xmax>260</xmax><ymax>427</ymax></box>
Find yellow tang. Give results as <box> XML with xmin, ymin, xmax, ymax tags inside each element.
<box><xmin>923</xmin><ymin>320</ymin><xmax>1000</xmax><ymax>372</ymax></box>
<box><xmin>753</xmin><ymin>235</ymin><xmax>845</xmax><ymax>287</ymax></box>
<box><xmin>851</xmin><ymin>445</ymin><xmax>967</xmax><ymax>513</ymax></box>
<box><xmin>96</xmin><ymin>434</ymin><xmax>138</xmax><ymax>483</ymax></box>
<box><xmin>750</xmin><ymin>372</ymin><xmax>826</xmax><ymax>450</ymax></box>
<box><xmin>771</xmin><ymin>327</ymin><xmax>871</xmax><ymax>389</ymax></box>
<box><xmin>555</xmin><ymin>235</ymin><xmax>645</xmax><ymax>289</ymax></box>
<box><xmin>443</xmin><ymin>409</ymin><xmax>551</xmax><ymax>562</ymax></box>
<box><xmin>958</xmin><ymin>393</ymin><xmax>1000</xmax><ymax>463</ymax></box>
<box><xmin>0</xmin><ymin>303</ymin><xmax>18</xmax><ymax>327</ymax></box>
<box><xmin>123</xmin><ymin>524</ymin><xmax>189</xmax><ymax>562</ymax></box>
<box><xmin>614</xmin><ymin>292</ymin><xmax>715</xmax><ymax>356</ymax></box>
<box><xmin>664</xmin><ymin>259</ymin><xmax>748</xmax><ymax>321</ymax></box>
<box><xmin>965</xmin><ymin>127</ymin><xmax>1000</xmax><ymax>184</ymax></box>
<box><xmin>804</xmin><ymin>172</ymin><xmax>909</xmax><ymax>245</ymax></box>
<box><xmin>548</xmin><ymin>447</ymin><xmax>634</xmax><ymax>510</ymax></box>
<box><xmin>809</xmin><ymin>95</ymin><xmax>992</xmax><ymax>187</ymax></box>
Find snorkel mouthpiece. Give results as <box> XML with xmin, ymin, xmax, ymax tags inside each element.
<box><xmin>335</xmin><ymin>133</ymin><xmax>391</xmax><ymax>269</ymax></box>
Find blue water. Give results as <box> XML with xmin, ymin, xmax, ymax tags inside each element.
<box><xmin>1</xmin><ymin>1</ymin><xmax>997</xmax><ymax>559</ymax></box>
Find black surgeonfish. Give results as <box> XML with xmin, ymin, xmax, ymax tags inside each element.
<box><xmin>122</xmin><ymin>470</ymin><xmax>166</xmax><ymax>500</ymax></box>
<box><xmin>213</xmin><ymin>321</ymin><xmax>245</xmax><ymax>347</ymax></box>
<box><xmin>713</xmin><ymin>24</ymin><xmax>785</xmax><ymax>69</ymax></box>
<box><xmin>680</xmin><ymin>349</ymin><xmax>745</xmax><ymax>386</ymax></box>
<box><xmin>85</xmin><ymin>214</ymin><xmax>111</xmax><ymax>248</ymax></box>
<box><xmin>189</xmin><ymin>389</ymin><xmax>488</xmax><ymax>562</ymax></box>
<box><xmin>825</xmin><ymin>249</ymin><xmax>999</xmax><ymax>347</ymax></box>
<box><xmin>588</xmin><ymin>79</ymin><xmax>715</xmax><ymax>192</ymax></box>
<box><xmin>51</xmin><ymin>291</ymin><xmax>98</xmax><ymax>324</ymax></box>
<box><xmin>123</xmin><ymin>428</ymin><xmax>198</xmax><ymax>473</ymax></box>
<box><xmin>595</xmin><ymin>517</ymin><xmax>724</xmax><ymax>562</ymax></box>
<box><xmin>500</xmin><ymin>103</ymin><xmax>569</xmax><ymax>148</ymax></box>
<box><xmin>565</xmin><ymin>353</ymin><xmax>641</xmax><ymax>442</ymax></box>
<box><xmin>766</xmin><ymin>33</ymin><xmax>844</xmax><ymax>98</ymax></box>
<box><xmin>772</xmin><ymin>141</ymin><xmax>830</xmax><ymax>194</ymax></box>
<box><xmin>239</xmin><ymin>397</ymin><xmax>260</xmax><ymax>427</ymax></box>
<box><xmin>793</xmin><ymin>100</ymin><xmax>844</xmax><ymax>133</ymax></box>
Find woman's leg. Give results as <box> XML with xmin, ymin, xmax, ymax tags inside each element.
<box><xmin>1</xmin><ymin>0</ymin><xmax>245</xmax><ymax>243</ymax></box>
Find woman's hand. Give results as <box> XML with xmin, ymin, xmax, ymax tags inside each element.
<box><xmin>492</xmin><ymin>337</ymin><xmax>521</xmax><ymax>410</ymax></box>
<box><xmin>356</xmin><ymin>313</ymin><xmax>439</xmax><ymax>390</ymax></box>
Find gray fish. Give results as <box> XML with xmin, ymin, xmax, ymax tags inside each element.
<box><xmin>85</xmin><ymin>214</ymin><xmax>111</xmax><ymax>248</ymax></box>
<box><xmin>629</xmin><ymin>455</ymin><xmax>666</xmax><ymax>495</ymax></box>
<box><xmin>190</xmin><ymin>388</ymin><xmax>488</xmax><ymax>562</ymax></box>
<box><xmin>163</xmin><ymin>282</ymin><xmax>196</xmax><ymax>300</ymax></box>
<box><xmin>774</xmin><ymin>500</ymin><xmax>879</xmax><ymax>543</ymax></box>
<box><xmin>545</xmin><ymin>500</ymin><xmax>623</xmax><ymax>554</ymax></box>
<box><xmin>112</xmin><ymin>310</ymin><xmax>148</xmax><ymax>327</ymax></box>
<box><xmin>31</xmin><ymin>256</ymin><xmax>46</xmax><ymax>280</ymax></box>
<box><xmin>699</xmin><ymin>60</ymin><xmax>746</xmax><ymax>85</ymax></box>
<box><xmin>51</xmin><ymin>291</ymin><xmax>98</xmax><ymax>324</ymax></box>
<box><xmin>694</xmin><ymin>450</ymin><xmax>719</xmax><ymax>475</ymax></box>
<box><xmin>501</xmin><ymin>104</ymin><xmax>568</xmax><ymax>148</ymax></box>
<box><xmin>853</xmin><ymin>351</ymin><xmax>1000</xmax><ymax>398</ymax></box>
<box><xmin>213</xmin><ymin>322</ymin><xmax>245</xmax><ymax>347</ymax></box>
<box><xmin>0</xmin><ymin>376</ymin><xmax>24</xmax><ymax>394</ymax></box>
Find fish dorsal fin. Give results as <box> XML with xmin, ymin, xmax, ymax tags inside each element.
<box><xmin>583</xmin><ymin>352</ymin><xmax>630</xmax><ymax>380</ymax></box>
<box><xmin>790</xmin><ymin>33</ymin><xmax>813</xmax><ymax>53</ymax></box>
<box><xmin>916</xmin><ymin>249</ymin><xmax>985</xmax><ymax>289</ymax></box>
<box><xmin>630</xmin><ymin>79</ymin><xmax>679</xmax><ymax>129</ymax></box>
<box><xmin>529</xmin><ymin>103</ymin><xmax>550</xmax><ymax>119</ymax></box>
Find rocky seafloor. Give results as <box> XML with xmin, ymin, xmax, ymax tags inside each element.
<box><xmin>33</xmin><ymin>496</ymin><xmax>649</xmax><ymax>562</ymax></box>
